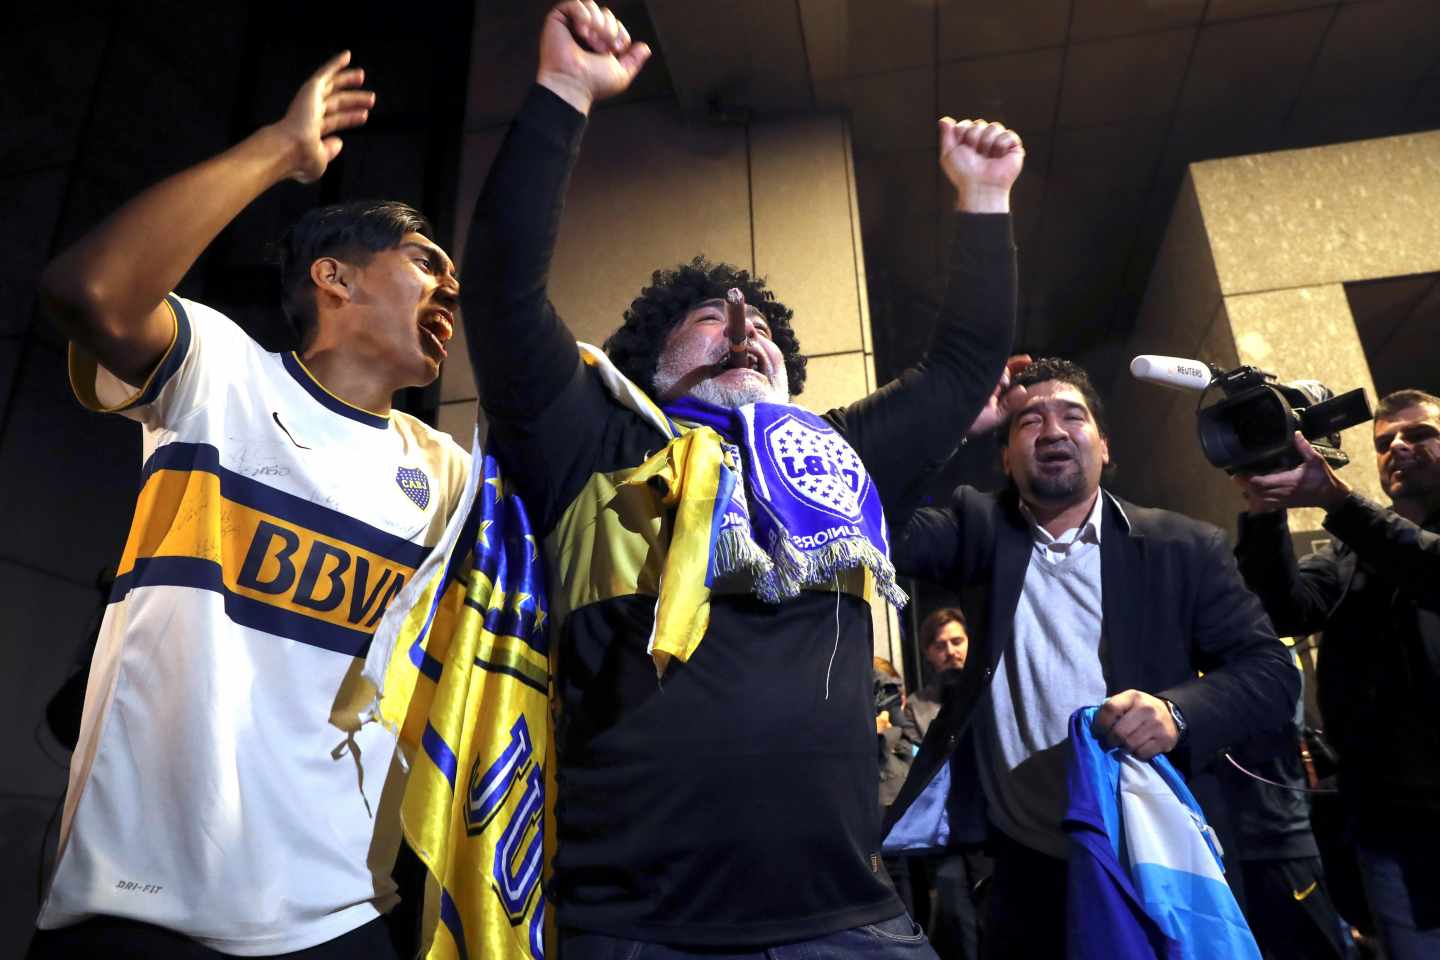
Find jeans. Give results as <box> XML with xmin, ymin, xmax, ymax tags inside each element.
<box><xmin>1354</xmin><ymin>839</ymin><xmax>1440</xmax><ymax>960</ymax></box>
<box><xmin>560</xmin><ymin>914</ymin><xmax>938</xmax><ymax>960</ymax></box>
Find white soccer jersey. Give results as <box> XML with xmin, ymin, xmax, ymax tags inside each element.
<box><xmin>37</xmin><ymin>295</ymin><xmax>470</xmax><ymax>954</ymax></box>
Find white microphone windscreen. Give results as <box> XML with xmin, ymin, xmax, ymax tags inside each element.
<box><xmin>1129</xmin><ymin>355</ymin><xmax>1213</xmax><ymax>393</ymax></box>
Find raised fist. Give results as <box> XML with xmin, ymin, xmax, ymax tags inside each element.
<box><xmin>938</xmin><ymin>118</ymin><xmax>1025</xmax><ymax>213</ymax></box>
<box><xmin>538</xmin><ymin>1</ymin><xmax>652</xmax><ymax>114</ymax></box>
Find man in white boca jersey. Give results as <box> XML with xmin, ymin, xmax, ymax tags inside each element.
<box><xmin>29</xmin><ymin>52</ymin><xmax>469</xmax><ymax>958</ymax></box>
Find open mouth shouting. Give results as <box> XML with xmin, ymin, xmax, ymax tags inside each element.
<box><xmin>1035</xmin><ymin>446</ymin><xmax>1076</xmax><ymax>470</ymax></box>
<box><xmin>1386</xmin><ymin>457</ymin><xmax>1428</xmax><ymax>490</ymax></box>
<box><xmin>653</xmin><ymin>318</ymin><xmax>790</xmax><ymax>405</ymax></box>
<box><xmin>419</xmin><ymin>307</ymin><xmax>454</xmax><ymax>361</ymax></box>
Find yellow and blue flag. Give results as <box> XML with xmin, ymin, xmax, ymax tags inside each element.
<box><xmin>365</xmin><ymin>444</ymin><xmax>553</xmax><ymax>960</ymax></box>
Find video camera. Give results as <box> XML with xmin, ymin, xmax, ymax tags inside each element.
<box><xmin>1130</xmin><ymin>356</ymin><xmax>1374</xmax><ymax>474</ymax></box>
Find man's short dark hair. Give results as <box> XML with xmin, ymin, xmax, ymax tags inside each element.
<box><xmin>1376</xmin><ymin>388</ymin><xmax>1440</xmax><ymax>421</ymax></box>
<box><xmin>999</xmin><ymin>357</ymin><xmax>1109</xmax><ymax>443</ymax></box>
<box><xmin>602</xmin><ymin>256</ymin><xmax>807</xmax><ymax>399</ymax></box>
<box><xmin>919</xmin><ymin>607</ymin><xmax>966</xmax><ymax>649</ymax></box>
<box><xmin>277</xmin><ymin>200</ymin><xmax>433</xmax><ymax>349</ymax></box>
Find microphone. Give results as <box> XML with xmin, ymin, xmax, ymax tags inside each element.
<box><xmin>1129</xmin><ymin>355</ymin><xmax>1215</xmax><ymax>393</ymax></box>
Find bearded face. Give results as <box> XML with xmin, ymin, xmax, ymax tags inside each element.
<box><xmin>1002</xmin><ymin>381</ymin><xmax>1110</xmax><ymax>510</ymax></box>
<box><xmin>652</xmin><ymin>298</ymin><xmax>789</xmax><ymax>406</ymax></box>
<box><xmin>1375</xmin><ymin>403</ymin><xmax>1440</xmax><ymax>504</ymax></box>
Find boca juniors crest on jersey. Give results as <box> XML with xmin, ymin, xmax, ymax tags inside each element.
<box><xmin>764</xmin><ymin>413</ymin><xmax>868</xmax><ymax>520</ymax></box>
<box><xmin>396</xmin><ymin>466</ymin><xmax>431</xmax><ymax>510</ymax></box>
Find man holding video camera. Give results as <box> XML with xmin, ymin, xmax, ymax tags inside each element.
<box><xmin>1233</xmin><ymin>389</ymin><xmax>1440</xmax><ymax>960</ymax></box>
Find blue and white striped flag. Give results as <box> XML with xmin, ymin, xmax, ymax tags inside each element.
<box><xmin>1065</xmin><ymin>706</ymin><xmax>1260</xmax><ymax>960</ymax></box>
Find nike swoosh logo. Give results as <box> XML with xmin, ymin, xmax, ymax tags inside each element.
<box><xmin>1292</xmin><ymin>881</ymin><xmax>1318</xmax><ymax>901</ymax></box>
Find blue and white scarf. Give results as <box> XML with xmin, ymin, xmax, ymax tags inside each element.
<box><xmin>662</xmin><ymin>395</ymin><xmax>907</xmax><ymax>610</ymax></box>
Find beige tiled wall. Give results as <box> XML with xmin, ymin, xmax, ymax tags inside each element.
<box><xmin>1194</xmin><ymin>131</ymin><xmax>1440</xmax><ymax>296</ymax></box>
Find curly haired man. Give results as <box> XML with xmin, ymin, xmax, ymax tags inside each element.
<box><xmin>460</xmin><ymin>4</ymin><xmax>1025</xmax><ymax>957</ymax></box>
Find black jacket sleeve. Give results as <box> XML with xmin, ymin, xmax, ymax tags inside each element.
<box><xmin>1322</xmin><ymin>494</ymin><xmax>1440</xmax><ymax>609</ymax></box>
<box><xmin>1159</xmin><ymin>524</ymin><xmax>1300</xmax><ymax>764</ymax></box>
<box><xmin>891</xmin><ymin>506</ymin><xmax>964</xmax><ymax>585</ymax></box>
<box><xmin>890</xmin><ymin>485</ymin><xmax>1001</xmax><ymax>586</ymax></box>
<box><xmin>826</xmin><ymin>216</ymin><xmax>1015</xmax><ymax>518</ymax></box>
<box><xmin>1234</xmin><ymin>509</ymin><xmax>1347</xmax><ymax>637</ymax></box>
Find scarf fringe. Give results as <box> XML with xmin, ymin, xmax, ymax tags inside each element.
<box><xmin>751</xmin><ymin>529</ymin><xmax>909</xmax><ymax>610</ymax></box>
<box><xmin>712</xmin><ymin>525</ymin><xmax>774</xmax><ymax>582</ymax></box>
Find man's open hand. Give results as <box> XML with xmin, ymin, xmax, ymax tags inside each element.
<box><xmin>538</xmin><ymin>1</ymin><xmax>651</xmax><ymax>115</ymax></box>
<box><xmin>1232</xmin><ymin>431</ymin><xmax>1351</xmax><ymax>514</ymax></box>
<box><xmin>1094</xmin><ymin>690</ymin><xmax>1179</xmax><ymax>761</ymax></box>
<box><xmin>939</xmin><ymin>118</ymin><xmax>1025</xmax><ymax>213</ymax></box>
<box><xmin>272</xmin><ymin>51</ymin><xmax>374</xmax><ymax>184</ymax></box>
<box><xmin>967</xmin><ymin>354</ymin><xmax>1031</xmax><ymax>437</ymax></box>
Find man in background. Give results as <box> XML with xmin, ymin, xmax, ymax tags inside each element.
<box><xmin>905</xmin><ymin>607</ymin><xmax>991</xmax><ymax>960</ymax></box>
<box><xmin>1218</xmin><ymin>658</ymin><xmax>1352</xmax><ymax>959</ymax></box>
<box><xmin>911</xmin><ymin>607</ymin><xmax>972</xmax><ymax>736</ymax></box>
<box><xmin>1234</xmin><ymin>389</ymin><xmax>1440</xmax><ymax>960</ymax></box>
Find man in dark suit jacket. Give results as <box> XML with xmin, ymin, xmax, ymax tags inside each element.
<box><xmin>882</xmin><ymin>358</ymin><xmax>1299</xmax><ymax>957</ymax></box>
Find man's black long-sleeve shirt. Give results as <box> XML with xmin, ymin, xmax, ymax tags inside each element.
<box><xmin>460</xmin><ymin>85</ymin><xmax>1015</xmax><ymax>945</ymax></box>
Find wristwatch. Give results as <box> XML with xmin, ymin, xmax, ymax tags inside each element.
<box><xmin>1162</xmin><ymin>698</ymin><xmax>1188</xmax><ymax>743</ymax></box>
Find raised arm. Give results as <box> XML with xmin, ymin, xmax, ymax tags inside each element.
<box><xmin>1229</xmin><ymin>428</ymin><xmax>1440</xmax><ymax>628</ymax></box>
<box><xmin>461</xmin><ymin>2</ymin><xmax>649</xmax><ymax>423</ymax></box>
<box><xmin>831</xmin><ymin>119</ymin><xmax>1023</xmax><ymax>513</ymax></box>
<box><xmin>1234</xmin><ymin>509</ymin><xmax>1346</xmax><ymax>638</ymax></box>
<box><xmin>1320</xmin><ymin>494</ymin><xmax>1440</xmax><ymax>603</ymax></box>
<box><xmin>39</xmin><ymin>53</ymin><xmax>372</xmax><ymax>385</ymax></box>
<box><xmin>1235</xmin><ymin>431</ymin><xmax>1440</xmax><ymax>603</ymax></box>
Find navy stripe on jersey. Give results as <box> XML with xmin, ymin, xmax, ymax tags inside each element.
<box><xmin>282</xmin><ymin>351</ymin><xmax>390</xmax><ymax>429</ymax></box>
<box><xmin>462</xmin><ymin>596</ymin><xmax>547</xmax><ymax>659</ymax></box>
<box><xmin>439</xmin><ymin>891</ymin><xmax>471</xmax><ymax>960</ymax></box>
<box><xmin>123</xmin><ymin>293</ymin><xmax>194</xmax><ymax>410</ymax></box>
<box><xmin>112</xmin><ymin>556</ymin><xmax>373</xmax><ymax>657</ymax></box>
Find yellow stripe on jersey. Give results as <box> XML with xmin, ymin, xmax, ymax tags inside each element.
<box><xmin>113</xmin><ymin>442</ymin><xmax>431</xmax><ymax>656</ymax></box>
